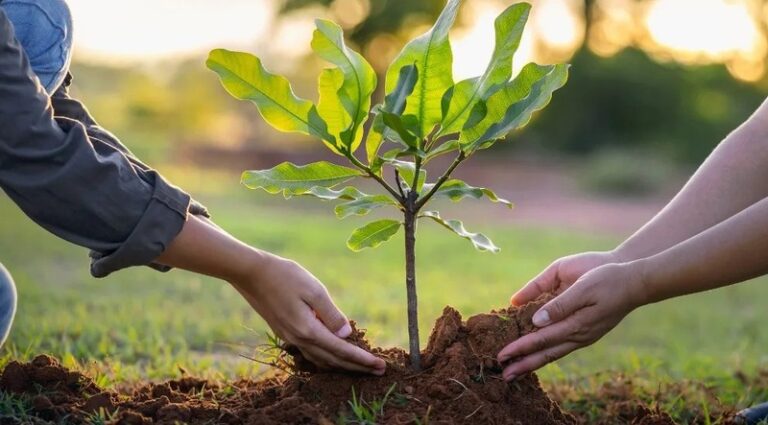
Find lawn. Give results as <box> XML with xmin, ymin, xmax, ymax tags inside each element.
<box><xmin>1</xmin><ymin>166</ymin><xmax>767</xmax><ymax>418</ymax></box>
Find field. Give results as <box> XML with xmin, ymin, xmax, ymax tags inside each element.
<box><xmin>2</xmin><ymin>167</ymin><xmax>768</xmax><ymax>422</ymax></box>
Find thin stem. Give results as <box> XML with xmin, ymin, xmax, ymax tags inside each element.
<box><xmin>415</xmin><ymin>151</ymin><xmax>467</xmax><ymax>210</ymax></box>
<box><xmin>347</xmin><ymin>153</ymin><xmax>405</xmax><ymax>204</ymax></box>
<box><xmin>394</xmin><ymin>169</ymin><xmax>406</xmax><ymax>199</ymax></box>
<box><xmin>411</xmin><ymin>155</ymin><xmax>422</xmax><ymax>192</ymax></box>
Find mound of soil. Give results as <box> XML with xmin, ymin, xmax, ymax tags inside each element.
<box><xmin>0</xmin><ymin>296</ymin><xmax>677</xmax><ymax>424</ymax></box>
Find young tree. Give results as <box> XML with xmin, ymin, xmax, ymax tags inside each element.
<box><xmin>207</xmin><ymin>0</ymin><xmax>568</xmax><ymax>370</ymax></box>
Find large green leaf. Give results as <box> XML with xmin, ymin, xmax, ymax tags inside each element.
<box><xmin>460</xmin><ymin>63</ymin><xmax>569</xmax><ymax>148</ymax></box>
<box><xmin>335</xmin><ymin>195</ymin><xmax>399</xmax><ymax>219</ymax></box>
<box><xmin>347</xmin><ymin>219</ymin><xmax>402</xmax><ymax>251</ymax></box>
<box><xmin>425</xmin><ymin>179</ymin><xmax>513</xmax><ymax>207</ymax></box>
<box><xmin>241</xmin><ymin>162</ymin><xmax>362</xmax><ymax>196</ymax></box>
<box><xmin>440</xmin><ymin>3</ymin><xmax>531</xmax><ymax>135</ymax></box>
<box><xmin>317</xmin><ymin>68</ymin><xmax>350</xmax><ymax>154</ymax></box>
<box><xmin>421</xmin><ymin>211</ymin><xmax>499</xmax><ymax>252</ymax></box>
<box><xmin>367</xmin><ymin>64</ymin><xmax>420</xmax><ymax>164</ymax></box>
<box><xmin>312</xmin><ymin>19</ymin><xmax>377</xmax><ymax>151</ymax></box>
<box><xmin>385</xmin><ymin>0</ymin><xmax>460</xmax><ymax>139</ymax></box>
<box><xmin>207</xmin><ymin>49</ymin><xmax>329</xmax><ymax>139</ymax></box>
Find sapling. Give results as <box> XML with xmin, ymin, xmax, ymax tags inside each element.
<box><xmin>207</xmin><ymin>0</ymin><xmax>568</xmax><ymax>371</ymax></box>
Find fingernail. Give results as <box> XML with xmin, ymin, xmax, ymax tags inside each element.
<box><xmin>503</xmin><ymin>372</ymin><xmax>516</xmax><ymax>382</ymax></box>
<box><xmin>532</xmin><ymin>309</ymin><xmax>550</xmax><ymax>327</ymax></box>
<box><xmin>335</xmin><ymin>323</ymin><xmax>352</xmax><ymax>338</ymax></box>
<box><xmin>373</xmin><ymin>368</ymin><xmax>385</xmax><ymax>376</ymax></box>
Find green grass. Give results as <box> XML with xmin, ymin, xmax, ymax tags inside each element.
<box><xmin>1</xmin><ymin>167</ymin><xmax>767</xmax><ymax>413</ymax></box>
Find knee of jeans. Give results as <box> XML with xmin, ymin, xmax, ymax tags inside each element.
<box><xmin>0</xmin><ymin>265</ymin><xmax>16</xmax><ymax>343</ymax></box>
<box><xmin>1</xmin><ymin>0</ymin><xmax>73</xmax><ymax>93</ymax></box>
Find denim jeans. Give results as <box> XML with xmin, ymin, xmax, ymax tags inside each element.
<box><xmin>0</xmin><ymin>263</ymin><xmax>17</xmax><ymax>347</ymax></box>
<box><xmin>0</xmin><ymin>0</ymin><xmax>73</xmax><ymax>94</ymax></box>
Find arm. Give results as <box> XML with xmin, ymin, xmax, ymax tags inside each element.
<box><xmin>512</xmin><ymin>98</ymin><xmax>768</xmax><ymax>305</ymax></box>
<box><xmin>497</xmin><ymin>197</ymin><xmax>768</xmax><ymax>378</ymax></box>
<box><xmin>0</xmin><ymin>9</ymin><xmax>189</xmax><ymax>277</ymax></box>
<box><xmin>155</xmin><ymin>216</ymin><xmax>386</xmax><ymax>374</ymax></box>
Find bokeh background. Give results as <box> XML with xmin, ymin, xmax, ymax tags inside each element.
<box><xmin>2</xmin><ymin>0</ymin><xmax>768</xmax><ymax>408</ymax></box>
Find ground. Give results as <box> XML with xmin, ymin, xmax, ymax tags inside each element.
<box><xmin>1</xmin><ymin>163</ymin><xmax>768</xmax><ymax>422</ymax></box>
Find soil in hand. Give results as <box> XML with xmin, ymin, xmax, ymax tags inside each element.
<box><xmin>0</xmin><ymin>297</ymin><xmax>634</xmax><ymax>424</ymax></box>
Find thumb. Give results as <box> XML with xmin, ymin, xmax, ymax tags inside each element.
<box><xmin>308</xmin><ymin>288</ymin><xmax>352</xmax><ymax>338</ymax></box>
<box><xmin>531</xmin><ymin>285</ymin><xmax>582</xmax><ymax>328</ymax></box>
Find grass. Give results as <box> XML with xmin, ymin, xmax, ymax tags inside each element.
<box><xmin>1</xmin><ymin>166</ymin><xmax>767</xmax><ymax>415</ymax></box>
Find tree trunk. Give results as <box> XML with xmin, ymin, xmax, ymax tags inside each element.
<box><xmin>404</xmin><ymin>201</ymin><xmax>421</xmax><ymax>370</ymax></box>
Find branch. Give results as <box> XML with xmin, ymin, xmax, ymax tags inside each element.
<box><xmin>394</xmin><ymin>169</ymin><xmax>406</xmax><ymax>199</ymax></box>
<box><xmin>415</xmin><ymin>151</ymin><xmax>467</xmax><ymax>210</ymax></box>
<box><xmin>347</xmin><ymin>153</ymin><xmax>405</xmax><ymax>204</ymax></box>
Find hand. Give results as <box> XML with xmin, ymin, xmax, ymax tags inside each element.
<box><xmin>497</xmin><ymin>262</ymin><xmax>647</xmax><ymax>380</ymax></box>
<box><xmin>231</xmin><ymin>253</ymin><xmax>386</xmax><ymax>375</ymax></box>
<box><xmin>510</xmin><ymin>251</ymin><xmax>622</xmax><ymax>306</ymax></box>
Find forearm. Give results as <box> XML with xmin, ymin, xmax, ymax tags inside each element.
<box><xmin>615</xmin><ymin>100</ymin><xmax>768</xmax><ymax>261</ymax></box>
<box><xmin>154</xmin><ymin>214</ymin><xmax>272</xmax><ymax>284</ymax></box>
<box><xmin>635</xmin><ymin>196</ymin><xmax>768</xmax><ymax>305</ymax></box>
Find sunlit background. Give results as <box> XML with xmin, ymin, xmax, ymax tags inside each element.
<box><xmin>3</xmin><ymin>0</ymin><xmax>768</xmax><ymax>404</ymax></box>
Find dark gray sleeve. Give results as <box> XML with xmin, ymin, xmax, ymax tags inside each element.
<box><xmin>0</xmin><ymin>9</ymin><xmax>193</xmax><ymax>278</ymax></box>
<box><xmin>50</xmin><ymin>74</ymin><xmax>211</xmax><ymax>219</ymax></box>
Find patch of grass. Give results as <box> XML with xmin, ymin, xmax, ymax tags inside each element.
<box><xmin>339</xmin><ymin>384</ymin><xmax>398</xmax><ymax>425</ymax></box>
<box><xmin>0</xmin><ymin>391</ymin><xmax>32</xmax><ymax>421</ymax></box>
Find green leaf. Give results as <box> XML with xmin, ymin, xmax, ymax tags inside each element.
<box><xmin>241</xmin><ymin>162</ymin><xmax>362</xmax><ymax>196</ymax></box>
<box><xmin>421</xmin><ymin>211</ymin><xmax>499</xmax><ymax>252</ymax></box>
<box><xmin>207</xmin><ymin>49</ymin><xmax>330</xmax><ymax>140</ymax></box>
<box><xmin>424</xmin><ymin>140</ymin><xmax>460</xmax><ymax>163</ymax></box>
<box><xmin>385</xmin><ymin>0</ymin><xmax>460</xmax><ymax>139</ymax></box>
<box><xmin>300</xmin><ymin>186</ymin><xmax>366</xmax><ymax>201</ymax></box>
<box><xmin>427</xmin><ymin>179</ymin><xmax>513</xmax><ymax>207</ymax></box>
<box><xmin>440</xmin><ymin>3</ymin><xmax>531</xmax><ymax>135</ymax></box>
<box><xmin>347</xmin><ymin>219</ymin><xmax>402</xmax><ymax>251</ymax></box>
<box><xmin>460</xmin><ymin>63</ymin><xmax>569</xmax><ymax>148</ymax></box>
<box><xmin>316</xmin><ymin>68</ymin><xmax>349</xmax><ymax>155</ymax></box>
<box><xmin>312</xmin><ymin>19</ymin><xmax>377</xmax><ymax>151</ymax></box>
<box><xmin>367</xmin><ymin>65</ymin><xmax>420</xmax><ymax>164</ymax></box>
<box><xmin>382</xmin><ymin>112</ymin><xmax>418</xmax><ymax>147</ymax></box>
<box><xmin>335</xmin><ymin>195</ymin><xmax>399</xmax><ymax>219</ymax></box>
<box><xmin>384</xmin><ymin>64</ymin><xmax>419</xmax><ymax>115</ymax></box>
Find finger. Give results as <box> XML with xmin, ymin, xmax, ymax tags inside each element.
<box><xmin>302</xmin><ymin>345</ymin><xmax>385</xmax><ymax>376</ymax></box>
<box><xmin>530</xmin><ymin>283</ymin><xmax>586</xmax><ymax>327</ymax></box>
<box><xmin>502</xmin><ymin>342</ymin><xmax>580</xmax><ymax>381</ymax></box>
<box><xmin>304</xmin><ymin>286</ymin><xmax>351</xmax><ymax>338</ymax></box>
<box><xmin>309</xmin><ymin>324</ymin><xmax>387</xmax><ymax>372</ymax></box>
<box><xmin>511</xmin><ymin>261</ymin><xmax>560</xmax><ymax>306</ymax></box>
<box><xmin>497</xmin><ymin>317</ymin><xmax>577</xmax><ymax>363</ymax></box>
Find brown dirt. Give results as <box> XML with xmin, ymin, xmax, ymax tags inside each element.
<box><xmin>0</xmin><ymin>297</ymin><xmax>743</xmax><ymax>424</ymax></box>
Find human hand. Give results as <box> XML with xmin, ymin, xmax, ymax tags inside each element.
<box><xmin>510</xmin><ymin>251</ymin><xmax>623</xmax><ymax>306</ymax></box>
<box><xmin>498</xmin><ymin>262</ymin><xmax>647</xmax><ymax>380</ymax></box>
<box><xmin>231</xmin><ymin>253</ymin><xmax>386</xmax><ymax>375</ymax></box>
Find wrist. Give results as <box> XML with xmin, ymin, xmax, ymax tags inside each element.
<box><xmin>622</xmin><ymin>258</ymin><xmax>655</xmax><ymax>308</ymax></box>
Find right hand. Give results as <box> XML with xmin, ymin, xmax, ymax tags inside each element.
<box><xmin>231</xmin><ymin>253</ymin><xmax>386</xmax><ymax>376</ymax></box>
<box><xmin>511</xmin><ymin>251</ymin><xmax>623</xmax><ymax>306</ymax></box>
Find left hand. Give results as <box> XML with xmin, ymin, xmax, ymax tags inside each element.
<box><xmin>497</xmin><ymin>262</ymin><xmax>647</xmax><ymax>381</ymax></box>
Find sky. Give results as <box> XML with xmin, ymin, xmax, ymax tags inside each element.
<box><xmin>65</xmin><ymin>0</ymin><xmax>767</xmax><ymax>82</ymax></box>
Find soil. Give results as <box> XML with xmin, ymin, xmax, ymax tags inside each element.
<box><xmin>0</xmin><ymin>296</ymin><xmax>744</xmax><ymax>424</ymax></box>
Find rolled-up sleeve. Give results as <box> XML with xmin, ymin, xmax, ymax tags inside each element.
<box><xmin>0</xmin><ymin>10</ymin><xmax>196</xmax><ymax>277</ymax></box>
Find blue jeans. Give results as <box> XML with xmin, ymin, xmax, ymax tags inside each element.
<box><xmin>0</xmin><ymin>0</ymin><xmax>73</xmax><ymax>94</ymax></box>
<box><xmin>0</xmin><ymin>264</ymin><xmax>17</xmax><ymax>347</ymax></box>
